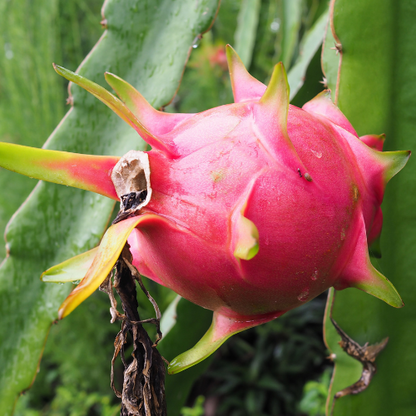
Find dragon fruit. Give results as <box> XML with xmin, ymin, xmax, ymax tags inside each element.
<box><xmin>0</xmin><ymin>46</ymin><xmax>409</xmax><ymax>373</ymax></box>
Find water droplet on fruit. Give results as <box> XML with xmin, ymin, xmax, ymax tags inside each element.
<box><xmin>297</xmin><ymin>288</ymin><xmax>309</xmax><ymax>302</ymax></box>
<box><xmin>311</xmin><ymin>149</ymin><xmax>322</xmax><ymax>158</ymax></box>
<box><xmin>311</xmin><ymin>269</ymin><xmax>318</xmax><ymax>281</ymax></box>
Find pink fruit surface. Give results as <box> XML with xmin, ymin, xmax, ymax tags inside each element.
<box><xmin>121</xmin><ymin>49</ymin><xmax>407</xmax><ymax>327</ymax></box>
<box><xmin>130</xmin><ymin>100</ymin><xmax>360</xmax><ymax>318</ymax></box>
<box><xmin>0</xmin><ymin>46</ymin><xmax>409</xmax><ymax>373</ymax></box>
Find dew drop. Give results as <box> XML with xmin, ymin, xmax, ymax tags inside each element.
<box><xmin>311</xmin><ymin>149</ymin><xmax>322</xmax><ymax>158</ymax></box>
<box><xmin>4</xmin><ymin>43</ymin><xmax>13</xmax><ymax>60</ymax></box>
<box><xmin>192</xmin><ymin>35</ymin><xmax>201</xmax><ymax>49</ymax></box>
<box><xmin>270</xmin><ymin>19</ymin><xmax>280</xmax><ymax>32</ymax></box>
<box><xmin>311</xmin><ymin>269</ymin><xmax>318</xmax><ymax>281</ymax></box>
<box><xmin>297</xmin><ymin>288</ymin><xmax>310</xmax><ymax>302</ymax></box>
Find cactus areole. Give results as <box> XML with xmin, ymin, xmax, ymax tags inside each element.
<box><xmin>0</xmin><ymin>46</ymin><xmax>409</xmax><ymax>373</ymax></box>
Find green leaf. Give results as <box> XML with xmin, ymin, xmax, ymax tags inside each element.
<box><xmin>0</xmin><ymin>0</ymin><xmax>99</xmax><ymax>263</ymax></box>
<box><xmin>234</xmin><ymin>0</ymin><xmax>262</xmax><ymax>68</ymax></box>
<box><xmin>288</xmin><ymin>8</ymin><xmax>329</xmax><ymax>100</ymax></box>
<box><xmin>280</xmin><ymin>0</ymin><xmax>303</xmax><ymax>69</ymax></box>
<box><xmin>0</xmin><ymin>0</ymin><xmax>220</xmax><ymax>414</ymax></box>
<box><xmin>322</xmin><ymin>1</ymin><xmax>416</xmax><ymax>415</ymax></box>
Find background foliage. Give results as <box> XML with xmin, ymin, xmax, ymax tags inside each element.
<box><xmin>0</xmin><ymin>0</ymin><xmax>103</xmax><ymax>262</ymax></box>
<box><xmin>322</xmin><ymin>1</ymin><xmax>416</xmax><ymax>415</ymax></box>
<box><xmin>1</xmin><ymin>0</ymin><xmax>414</xmax><ymax>415</ymax></box>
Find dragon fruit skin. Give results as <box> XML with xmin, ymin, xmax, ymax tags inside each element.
<box><xmin>128</xmin><ymin>102</ymin><xmax>361</xmax><ymax>317</ymax></box>
<box><xmin>0</xmin><ymin>46</ymin><xmax>409</xmax><ymax>373</ymax></box>
<box><xmin>122</xmin><ymin>53</ymin><xmax>405</xmax><ymax>323</ymax></box>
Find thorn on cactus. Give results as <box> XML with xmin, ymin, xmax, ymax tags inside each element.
<box><xmin>331</xmin><ymin>318</ymin><xmax>388</xmax><ymax>399</ymax></box>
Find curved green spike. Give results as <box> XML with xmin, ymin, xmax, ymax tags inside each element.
<box><xmin>0</xmin><ymin>142</ymin><xmax>119</xmax><ymax>199</ymax></box>
<box><xmin>379</xmin><ymin>150</ymin><xmax>411</xmax><ymax>184</ymax></box>
<box><xmin>54</xmin><ymin>65</ymin><xmax>178</xmax><ymax>156</ymax></box>
<box><xmin>54</xmin><ymin>64</ymin><xmax>142</xmax><ymax>132</ymax></box>
<box><xmin>168</xmin><ymin>309</ymin><xmax>285</xmax><ymax>374</ymax></box>
<box><xmin>168</xmin><ymin>315</ymin><xmax>232</xmax><ymax>374</ymax></box>
<box><xmin>353</xmin><ymin>265</ymin><xmax>403</xmax><ymax>308</ymax></box>
<box><xmin>104</xmin><ymin>73</ymin><xmax>149</xmax><ymax>113</ymax></box>
<box><xmin>335</xmin><ymin>215</ymin><xmax>403</xmax><ymax>308</ymax></box>
<box><xmin>260</xmin><ymin>62</ymin><xmax>290</xmax><ymax>131</ymax></box>
<box><xmin>225</xmin><ymin>45</ymin><xmax>266</xmax><ymax>102</ymax></box>
<box><xmin>41</xmin><ymin>247</ymin><xmax>98</xmax><ymax>283</ymax></box>
<box><xmin>58</xmin><ymin>214</ymin><xmax>161</xmax><ymax>319</ymax></box>
<box><xmin>104</xmin><ymin>73</ymin><xmax>192</xmax><ymax>136</ymax></box>
<box><xmin>256</xmin><ymin>63</ymin><xmax>309</xmax><ymax>175</ymax></box>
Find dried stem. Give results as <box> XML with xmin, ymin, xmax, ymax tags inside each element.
<box><xmin>101</xmin><ymin>244</ymin><xmax>166</xmax><ymax>416</ymax></box>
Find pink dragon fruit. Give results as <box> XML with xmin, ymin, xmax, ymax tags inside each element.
<box><xmin>0</xmin><ymin>46</ymin><xmax>409</xmax><ymax>373</ymax></box>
